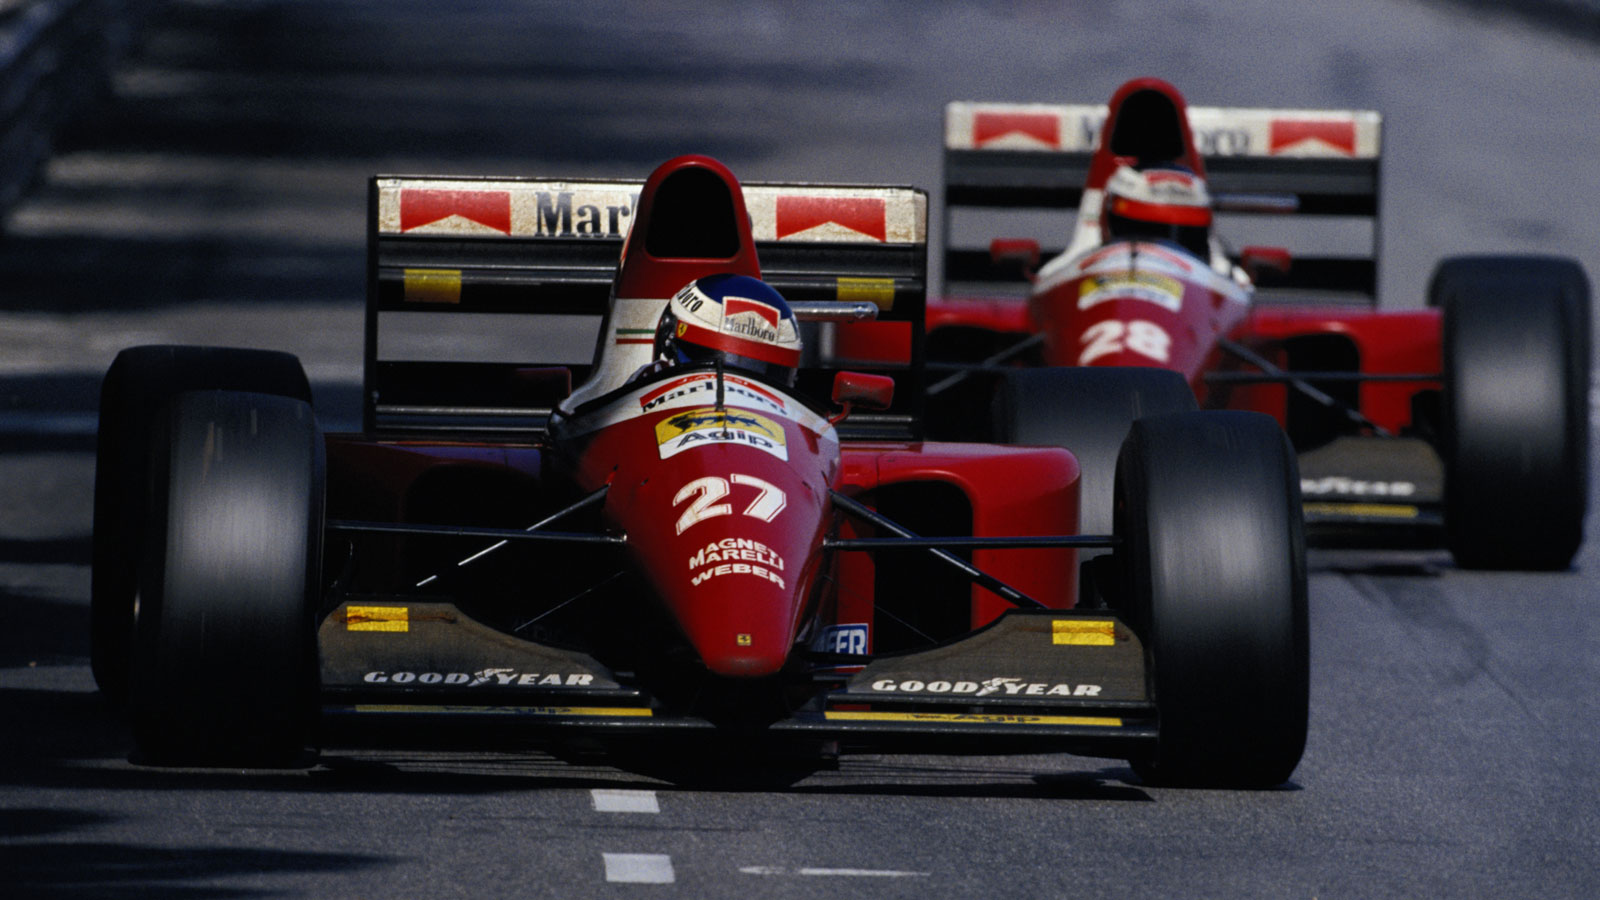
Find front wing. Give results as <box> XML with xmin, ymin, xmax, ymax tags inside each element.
<box><xmin>317</xmin><ymin>601</ymin><xmax>1157</xmax><ymax>758</ymax></box>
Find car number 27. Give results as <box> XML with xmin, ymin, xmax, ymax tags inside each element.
<box><xmin>673</xmin><ymin>474</ymin><xmax>788</xmax><ymax>534</ymax></box>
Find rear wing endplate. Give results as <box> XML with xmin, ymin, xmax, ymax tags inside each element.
<box><xmin>943</xmin><ymin>102</ymin><xmax>1383</xmax><ymax>301</ymax></box>
<box><xmin>366</xmin><ymin>177</ymin><xmax>928</xmax><ymax>436</ymax></box>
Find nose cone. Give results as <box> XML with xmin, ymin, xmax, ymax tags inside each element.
<box><xmin>605</xmin><ymin>444</ymin><xmax>828</xmax><ymax>680</ymax></box>
<box><xmin>623</xmin><ymin>485</ymin><xmax>824</xmax><ymax>679</ymax></box>
<box><xmin>566</xmin><ymin>379</ymin><xmax>839</xmax><ymax>682</ymax></box>
<box><xmin>671</xmin><ymin>534</ymin><xmax>809</xmax><ymax>677</ymax></box>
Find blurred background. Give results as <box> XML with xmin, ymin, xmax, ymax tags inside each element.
<box><xmin>1</xmin><ymin>0</ymin><xmax>1597</xmax><ymax>409</ymax></box>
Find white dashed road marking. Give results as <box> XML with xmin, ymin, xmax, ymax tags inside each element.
<box><xmin>591</xmin><ymin>788</ymin><xmax>660</xmax><ymax>813</ymax></box>
<box><xmin>740</xmin><ymin>866</ymin><xmax>929</xmax><ymax>877</ymax></box>
<box><xmin>603</xmin><ymin>853</ymin><xmax>675</xmax><ymax>884</ymax></box>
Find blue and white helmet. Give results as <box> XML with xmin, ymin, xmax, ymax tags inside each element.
<box><xmin>654</xmin><ymin>273</ymin><xmax>802</xmax><ymax>385</ymax></box>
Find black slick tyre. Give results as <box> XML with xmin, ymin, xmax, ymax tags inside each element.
<box><xmin>129</xmin><ymin>390</ymin><xmax>324</xmax><ymax>767</ymax></box>
<box><xmin>993</xmin><ymin>366</ymin><xmax>1196</xmax><ymax>547</ymax></box>
<box><xmin>1115</xmin><ymin>410</ymin><xmax>1308</xmax><ymax>788</ymax></box>
<box><xmin>1433</xmin><ymin>256</ymin><xmax>1590</xmax><ymax>570</ymax></box>
<box><xmin>92</xmin><ymin>346</ymin><xmax>312</xmax><ymax>707</ymax></box>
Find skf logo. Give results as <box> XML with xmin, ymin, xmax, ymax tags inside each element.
<box><xmin>1269</xmin><ymin>120</ymin><xmax>1358</xmax><ymax>157</ymax></box>
<box><xmin>812</xmin><ymin>624</ymin><xmax>868</xmax><ymax>656</ymax></box>
<box><xmin>972</xmin><ymin>111</ymin><xmax>1061</xmax><ymax>149</ymax></box>
<box><xmin>776</xmin><ymin>196</ymin><xmax>887</xmax><ymax>242</ymax></box>
<box><xmin>400</xmin><ymin>189</ymin><xmax>512</xmax><ymax>234</ymax></box>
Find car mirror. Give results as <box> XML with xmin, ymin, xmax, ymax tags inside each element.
<box><xmin>989</xmin><ymin>238</ymin><xmax>1041</xmax><ymax>282</ymax></box>
<box><xmin>1240</xmin><ymin>246</ymin><xmax>1292</xmax><ymax>282</ymax></box>
<box><xmin>831</xmin><ymin>371</ymin><xmax>894</xmax><ymax>421</ymax></box>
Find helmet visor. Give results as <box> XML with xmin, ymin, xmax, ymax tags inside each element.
<box><xmin>666</xmin><ymin>341</ymin><xmax>796</xmax><ymax>386</ymax></box>
<box><xmin>1105</xmin><ymin>210</ymin><xmax>1210</xmax><ymax>259</ymax></box>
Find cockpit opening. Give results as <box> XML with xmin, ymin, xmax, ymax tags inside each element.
<box><xmin>1109</xmin><ymin>88</ymin><xmax>1186</xmax><ymax>165</ymax></box>
<box><xmin>645</xmin><ymin>167</ymin><xmax>742</xmax><ymax>259</ymax></box>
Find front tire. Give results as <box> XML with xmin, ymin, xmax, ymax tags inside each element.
<box><xmin>130</xmin><ymin>390</ymin><xmax>325</xmax><ymax>766</ymax></box>
<box><xmin>92</xmin><ymin>346</ymin><xmax>312</xmax><ymax>708</ymax></box>
<box><xmin>1433</xmin><ymin>256</ymin><xmax>1590</xmax><ymax>570</ymax></box>
<box><xmin>1115</xmin><ymin>411</ymin><xmax>1308</xmax><ymax>788</ymax></box>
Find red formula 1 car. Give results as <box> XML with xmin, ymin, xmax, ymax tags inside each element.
<box><xmin>922</xmin><ymin>77</ymin><xmax>1590</xmax><ymax>570</ymax></box>
<box><xmin>90</xmin><ymin>155</ymin><xmax>1307</xmax><ymax>787</ymax></box>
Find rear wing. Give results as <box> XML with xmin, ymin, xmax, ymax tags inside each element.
<box><xmin>943</xmin><ymin>102</ymin><xmax>1383</xmax><ymax>302</ymax></box>
<box><xmin>365</xmin><ymin>177</ymin><xmax>928</xmax><ymax>437</ymax></box>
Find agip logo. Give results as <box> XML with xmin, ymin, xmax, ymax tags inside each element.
<box><xmin>654</xmin><ymin>407</ymin><xmax>788</xmax><ymax>461</ymax></box>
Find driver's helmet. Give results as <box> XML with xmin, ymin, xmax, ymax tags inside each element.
<box><xmin>1101</xmin><ymin>164</ymin><xmax>1213</xmax><ymax>258</ymax></box>
<box><xmin>654</xmin><ymin>273</ymin><xmax>802</xmax><ymax>386</ymax></box>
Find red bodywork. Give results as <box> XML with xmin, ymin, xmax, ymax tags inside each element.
<box><xmin>327</xmin><ymin>426</ymin><xmax>1079</xmax><ymax>677</ymax></box>
<box><xmin>559</xmin><ymin>383</ymin><xmax>837</xmax><ymax>678</ymax></box>
<box><xmin>929</xmin><ymin>284</ymin><xmax>1441</xmax><ymax>435</ymax></box>
<box><xmin>1219</xmin><ymin>307</ymin><xmax>1441</xmax><ymax>434</ymax></box>
<box><xmin>327</xmin><ymin>155</ymin><xmax>1080</xmax><ymax>690</ymax></box>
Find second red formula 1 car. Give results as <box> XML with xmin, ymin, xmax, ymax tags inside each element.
<box><xmin>919</xmin><ymin>77</ymin><xmax>1589</xmax><ymax>570</ymax></box>
<box><xmin>91</xmin><ymin>154</ymin><xmax>1308</xmax><ymax>788</ymax></box>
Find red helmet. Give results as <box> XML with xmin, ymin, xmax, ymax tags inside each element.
<box><xmin>1101</xmin><ymin>164</ymin><xmax>1212</xmax><ymax>258</ymax></box>
<box><xmin>654</xmin><ymin>274</ymin><xmax>802</xmax><ymax>385</ymax></box>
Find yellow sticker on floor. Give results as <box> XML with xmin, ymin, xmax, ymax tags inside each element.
<box><xmin>1053</xmin><ymin>619</ymin><xmax>1115</xmax><ymax>646</ymax></box>
<box><xmin>1303</xmin><ymin>502</ymin><xmax>1419</xmax><ymax>519</ymax></box>
<box><xmin>346</xmin><ymin>605</ymin><xmax>409</xmax><ymax>632</ymax></box>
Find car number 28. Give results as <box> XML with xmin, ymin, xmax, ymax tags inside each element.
<box><xmin>673</xmin><ymin>474</ymin><xmax>788</xmax><ymax>534</ymax></box>
<box><xmin>1078</xmin><ymin>319</ymin><xmax>1171</xmax><ymax>365</ymax></box>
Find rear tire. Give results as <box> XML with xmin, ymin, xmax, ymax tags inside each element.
<box><xmin>130</xmin><ymin>390</ymin><xmax>324</xmax><ymax>767</ymax></box>
<box><xmin>1433</xmin><ymin>256</ymin><xmax>1590</xmax><ymax>570</ymax></box>
<box><xmin>1115</xmin><ymin>411</ymin><xmax>1308</xmax><ymax>788</ymax></box>
<box><xmin>993</xmin><ymin>367</ymin><xmax>1196</xmax><ymax>547</ymax></box>
<box><xmin>92</xmin><ymin>346</ymin><xmax>311</xmax><ymax>707</ymax></box>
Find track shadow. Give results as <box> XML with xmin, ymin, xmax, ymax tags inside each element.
<box><xmin>0</xmin><ymin>373</ymin><xmax>102</xmax><ymax>450</ymax></box>
<box><xmin>0</xmin><ymin>236</ymin><xmax>364</xmax><ymax>313</ymax></box>
<box><xmin>0</xmin><ymin>685</ymin><xmax>130</xmax><ymax>771</ymax></box>
<box><xmin>0</xmin><ymin>537</ymin><xmax>92</xmax><ymax>568</ymax></box>
<box><xmin>558</xmin><ymin>737</ymin><xmax>1160</xmax><ymax>801</ymax></box>
<box><xmin>0</xmin><ymin>806</ymin><xmax>390</xmax><ymax>899</ymax></box>
<box><xmin>0</xmin><ymin>593</ymin><xmax>90</xmax><ymax>666</ymax></box>
<box><xmin>0</xmin><ymin>373</ymin><xmax>101</xmax><ymax>413</ymax></box>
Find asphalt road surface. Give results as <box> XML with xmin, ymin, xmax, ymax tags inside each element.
<box><xmin>2</xmin><ymin>1</ymin><xmax>1598</xmax><ymax>897</ymax></box>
